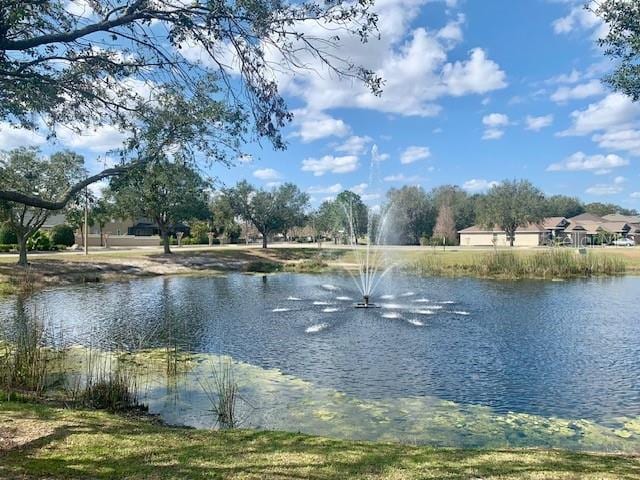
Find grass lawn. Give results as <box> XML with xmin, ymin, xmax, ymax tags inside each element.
<box><xmin>1</xmin><ymin>401</ymin><xmax>639</xmax><ymax>480</ymax></box>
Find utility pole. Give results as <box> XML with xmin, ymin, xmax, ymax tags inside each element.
<box><xmin>84</xmin><ymin>187</ymin><xmax>89</xmax><ymax>256</ymax></box>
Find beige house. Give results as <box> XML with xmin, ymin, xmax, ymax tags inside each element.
<box><xmin>459</xmin><ymin>213</ymin><xmax>640</xmax><ymax>247</ymax></box>
<box><xmin>459</xmin><ymin>223</ymin><xmax>545</xmax><ymax>247</ymax></box>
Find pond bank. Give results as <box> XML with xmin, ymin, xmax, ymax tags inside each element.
<box><xmin>1</xmin><ymin>246</ymin><xmax>639</xmax><ymax>294</ymax></box>
<box><xmin>1</xmin><ymin>399</ymin><xmax>639</xmax><ymax>480</ymax></box>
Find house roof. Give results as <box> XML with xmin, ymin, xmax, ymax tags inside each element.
<box><xmin>542</xmin><ymin>217</ymin><xmax>568</xmax><ymax>229</ymax></box>
<box><xmin>568</xmin><ymin>213</ymin><xmax>606</xmax><ymax>223</ymax></box>
<box><xmin>459</xmin><ymin>223</ymin><xmax>545</xmax><ymax>234</ymax></box>
<box><xmin>603</xmin><ymin>213</ymin><xmax>640</xmax><ymax>223</ymax></box>
<box><xmin>566</xmin><ymin>221</ymin><xmax>631</xmax><ymax>234</ymax></box>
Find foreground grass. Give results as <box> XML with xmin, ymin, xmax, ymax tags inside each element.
<box><xmin>1</xmin><ymin>401</ymin><xmax>639</xmax><ymax>480</ymax></box>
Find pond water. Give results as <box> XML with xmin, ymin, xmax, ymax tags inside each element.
<box><xmin>2</xmin><ymin>273</ymin><xmax>640</xmax><ymax>451</ymax></box>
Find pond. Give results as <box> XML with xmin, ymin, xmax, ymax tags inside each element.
<box><xmin>2</xmin><ymin>272</ymin><xmax>640</xmax><ymax>451</ymax></box>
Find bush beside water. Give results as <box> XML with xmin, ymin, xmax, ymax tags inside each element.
<box><xmin>411</xmin><ymin>249</ymin><xmax>626</xmax><ymax>279</ymax></box>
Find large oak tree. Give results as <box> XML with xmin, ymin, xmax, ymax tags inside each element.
<box><xmin>0</xmin><ymin>0</ymin><xmax>381</xmax><ymax>208</ymax></box>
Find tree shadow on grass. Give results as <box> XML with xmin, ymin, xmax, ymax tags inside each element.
<box><xmin>1</xmin><ymin>416</ymin><xmax>639</xmax><ymax>480</ymax></box>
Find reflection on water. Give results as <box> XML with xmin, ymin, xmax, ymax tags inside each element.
<box><xmin>1</xmin><ymin>273</ymin><xmax>640</xmax><ymax>451</ymax></box>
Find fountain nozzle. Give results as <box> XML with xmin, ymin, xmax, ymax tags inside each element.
<box><xmin>355</xmin><ymin>294</ymin><xmax>379</xmax><ymax>308</ymax></box>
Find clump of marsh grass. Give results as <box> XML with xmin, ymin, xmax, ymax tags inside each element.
<box><xmin>411</xmin><ymin>249</ymin><xmax>626</xmax><ymax>279</ymax></box>
<box><xmin>199</xmin><ymin>359</ymin><xmax>249</xmax><ymax>429</ymax></box>
<box><xmin>0</xmin><ymin>305</ymin><xmax>65</xmax><ymax>398</ymax></box>
<box><xmin>80</xmin><ymin>368</ymin><xmax>142</xmax><ymax>412</ymax></box>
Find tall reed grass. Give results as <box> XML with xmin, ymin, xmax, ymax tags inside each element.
<box><xmin>411</xmin><ymin>249</ymin><xmax>627</xmax><ymax>279</ymax></box>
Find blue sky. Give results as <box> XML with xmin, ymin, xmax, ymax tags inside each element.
<box><xmin>1</xmin><ymin>0</ymin><xmax>639</xmax><ymax>209</ymax></box>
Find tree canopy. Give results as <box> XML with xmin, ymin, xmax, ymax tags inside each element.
<box><xmin>226</xmin><ymin>181</ymin><xmax>309</xmax><ymax>248</ymax></box>
<box><xmin>596</xmin><ymin>0</ymin><xmax>640</xmax><ymax>100</ymax></box>
<box><xmin>0</xmin><ymin>0</ymin><xmax>381</xmax><ymax>209</ymax></box>
<box><xmin>478</xmin><ymin>180</ymin><xmax>545</xmax><ymax>247</ymax></box>
<box><xmin>0</xmin><ymin>148</ymin><xmax>86</xmax><ymax>265</ymax></box>
<box><xmin>109</xmin><ymin>160</ymin><xmax>210</xmax><ymax>254</ymax></box>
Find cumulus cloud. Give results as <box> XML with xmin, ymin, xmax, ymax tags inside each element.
<box><xmin>301</xmin><ymin>155</ymin><xmax>359</xmax><ymax>176</ymax></box>
<box><xmin>401</xmin><ymin>145</ymin><xmax>431</xmax><ymax>164</ymax></box>
<box><xmin>253</xmin><ymin>168</ymin><xmax>281</xmax><ymax>181</ymax></box>
<box><xmin>631</xmin><ymin>192</ymin><xmax>640</xmax><ymax>199</ymax></box>
<box><xmin>291</xmin><ymin>110</ymin><xmax>350</xmax><ymax>143</ymax></box>
<box><xmin>335</xmin><ymin>135</ymin><xmax>372</xmax><ymax>155</ymax></box>
<box><xmin>593</xmin><ymin>129</ymin><xmax>640</xmax><ymax>156</ymax></box>
<box><xmin>546</xmin><ymin>152</ymin><xmax>629</xmax><ymax>172</ymax></box>
<box><xmin>585</xmin><ymin>184</ymin><xmax>623</xmax><ymax>195</ymax></box>
<box><xmin>559</xmin><ymin>93</ymin><xmax>640</xmax><ymax>137</ymax></box>
<box><xmin>383</xmin><ymin>173</ymin><xmax>422</xmax><ymax>182</ymax></box>
<box><xmin>307</xmin><ymin>183</ymin><xmax>343</xmax><ymax>194</ymax></box>
<box><xmin>56</xmin><ymin>124</ymin><xmax>128</xmax><ymax>152</ymax></box>
<box><xmin>552</xmin><ymin>2</ymin><xmax>605</xmax><ymax>38</ymax></box>
<box><xmin>550</xmin><ymin>79</ymin><xmax>605</xmax><ymax>103</ymax></box>
<box><xmin>0</xmin><ymin>123</ymin><xmax>46</xmax><ymax>150</ymax></box>
<box><xmin>263</xmin><ymin>0</ymin><xmax>506</xmax><ymax>118</ymax></box>
<box><xmin>462</xmin><ymin>179</ymin><xmax>498</xmax><ymax>192</ymax></box>
<box><xmin>481</xmin><ymin>113</ymin><xmax>509</xmax><ymax>140</ymax></box>
<box><xmin>525</xmin><ymin>114</ymin><xmax>553</xmax><ymax>131</ymax></box>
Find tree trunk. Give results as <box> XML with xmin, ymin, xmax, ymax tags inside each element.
<box><xmin>509</xmin><ymin>232</ymin><xmax>515</xmax><ymax>247</ymax></box>
<box><xmin>16</xmin><ymin>232</ymin><xmax>28</xmax><ymax>267</ymax></box>
<box><xmin>262</xmin><ymin>235</ymin><xmax>268</xmax><ymax>249</ymax></box>
<box><xmin>161</xmin><ymin>229</ymin><xmax>172</xmax><ymax>254</ymax></box>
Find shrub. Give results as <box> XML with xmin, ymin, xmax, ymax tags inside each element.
<box><xmin>243</xmin><ymin>260</ymin><xmax>282</xmax><ymax>273</ymax></box>
<box><xmin>50</xmin><ymin>224</ymin><xmax>75</xmax><ymax>246</ymax></box>
<box><xmin>190</xmin><ymin>221</ymin><xmax>211</xmax><ymax>244</ymax></box>
<box><xmin>26</xmin><ymin>230</ymin><xmax>51</xmax><ymax>251</ymax></box>
<box><xmin>81</xmin><ymin>368</ymin><xmax>142</xmax><ymax>412</ymax></box>
<box><xmin>0</xmin><ymin>244</ymin><xmax>18</xmax><ymax>253</ymax></box>
<box><xmin>0</xmin><ymin>223</ymin><xmax>17</xmax><ymax>244</ymax></box>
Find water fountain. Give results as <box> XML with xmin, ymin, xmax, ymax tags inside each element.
<box><xmin>341</xmin><ymin>196</ymin><xmax>394</xmax><ymax>308</ymax></box>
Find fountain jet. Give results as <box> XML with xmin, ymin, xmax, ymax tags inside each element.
<box><xmin>341</xmin><ymin>197</ymin><xmax>394</xmax><ymax>309</ymax></box>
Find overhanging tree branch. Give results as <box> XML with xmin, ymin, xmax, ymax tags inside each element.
<box><xmin>0</xmin><ymin>164</ymin><xmax>134</xmax><ymax>210</ymax></box>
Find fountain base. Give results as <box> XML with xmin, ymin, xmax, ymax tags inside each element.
<box><xmin>355</xmin><ymin>295</ymin><xmax>380</xmax><ymax>308</ymax></box>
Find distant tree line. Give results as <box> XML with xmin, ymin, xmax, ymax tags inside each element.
<box><xmin>2</xmin><ymin>146</ymin><xmax>639</xmax><ymax>265</ymax></box>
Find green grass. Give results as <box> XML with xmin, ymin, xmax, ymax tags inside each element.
<box><xmin>1</xmin><ymin>400</ymin><xmax>639</xmax><ymax>479</ymax></box>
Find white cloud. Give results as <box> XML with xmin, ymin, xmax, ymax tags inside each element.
<box><xmin>56</xmin><ymin>124</ymin><xmax>128</xmax><ymax>152</ymax></box>
<box><xmin>613</xmin><ymin>175</ymin><xmax>626</xmax><ymax>184</ymax></box>
<box><xmin>65</xmin><ymin>0</ymin><xmax>96</xmax><ymax>18</ymax></box>
<box><xmin>462</xmin><ymin>179</ymin><xmax>498</xmax><ymax>192</ymax></box>
<box><xmin>585</xmin><ymin>184</ymin><xmax>623</xmax><ymax>195</ymax></box>
<box><xmin>371</xmin><ymin>144</ymin><xmax>390</xmax><ymax>162</ymax></box>
<box><xmin>552</xmin><ymin>3</ymin><xmax>602</xmax><ymax>35</ymax></box>
<box><xmin>253</xmin><ymin>168</ymin><xmax>281</xmax><ymax>181</ymax></box>
<box><xmin>301</xmin><ymin>155</ymin><xmax>359</xmax><ymax>176</ymax></box>
<box><xmin>481</xmin><ymin>113</ymin><xmax>509</xmax><ymax>140</ymax></box>
<box><xmin>593</xmin><ymin>129</ymin><xmax>640</xmax><ymax>156</ymax></box>
<box><xmin>631</xmin><ymin>192</ymin><xmax>640</xmax><ymax>199</ymax></box>
<box><xmin>291</xmin><ymin>110</ymin><xmax>350</xmax><ymax>143</ymax></box>
<box><xmin>525</xmin><ymin>114</ymin><xmax>554</xmax><ymax>131</ymax></box>
<box><xmin>560</xmin><ymin>93</ymin><xmax>640</xmax><ymax>137</ymax></box>
<box><xmin>547</xmin><ymin>152</ymin><xmax>629</xmax><ymax>172</ymax></box>
<box><xmin>307</xmin><ymin>183</ymin><xmax>343</xmax><ymax>194</ymax></box>
<box><xmin>0</xmin><ymin>123</ymin><xmax>47</xmax><ymax>150</ymax></box>
<box><xmin>550</xmin><ymin>79</ymin><xmax>605</xmax><ymax>103</ymax></box>
<box><xmin>383</xmin><ymin>173</ymin><xmax>422</xmax><ymax>182</ymax></box>
<box><xmin>547</xmin><ymin>68</ymin><xmax>583</xmax><ymax>85</ymax></box>
<box><xmin>442</xmin><ymin>48</ymin><xmax>507</xmax><ymax>97</ymax></box>
<box><xmin>335</xmin><ymin>135</ymin><xmax>372</xmax><ymax>155</ymax></box>
<box><xmin>482</xmin><ymin>113</ymin><xmax>510</xmax><ymax>127</ymax></box>
<box><xmin>401</xmin><ymin>145</ymin><xmax>431</xmax><ymax>164</ymax></box>
<box><xmin>482</xmin><ymin>129</ymin><xmax>504</xmax><ymax>140</ymax></box>
<box><xmin>350</xmin><ymin>183</ymin><xmax>368</xmax><ymax>195</ymax></box>
<box><xmin>265</xmin><ymin>1</ymin><xmax>507</xmax><ymax>118</ymax></box>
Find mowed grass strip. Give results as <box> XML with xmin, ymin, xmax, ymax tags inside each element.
<box><xmin>1</xmin><ymin>401</ymin><xmax>639</xmax><ymax>479</ymax></box>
